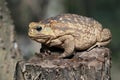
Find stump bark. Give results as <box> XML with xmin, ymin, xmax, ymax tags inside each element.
<box><xmin>15</xmin><ymin>47</ymin><xmax>111</xmax><ymax>80</ymax></box>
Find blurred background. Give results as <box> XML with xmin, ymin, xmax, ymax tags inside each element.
<box><xmin>6</xmin><ymin>0</ymin><xmax>120</xmax><ymax>79</ymax></box>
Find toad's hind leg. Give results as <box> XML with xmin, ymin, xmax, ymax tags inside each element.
<box><xmin>58</xmin><ymin>35</ymin><xmax>75</xmax><ymax>58</ymax></box>
<box><xmin>87</xmin><ymin>39</ymin><xmax>111</xmax><ymax>51</ymax></box>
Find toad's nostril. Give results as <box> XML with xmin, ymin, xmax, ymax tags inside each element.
<box><xmin>31</xmin><ymin>29</ymin><xmax>34</xmax><ymax>32</ymax></box>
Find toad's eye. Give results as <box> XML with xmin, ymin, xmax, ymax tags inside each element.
<box><xmin>36</xmin><ymin>26</ymin><xmax>42</xmax><ymax>31</ymax></box>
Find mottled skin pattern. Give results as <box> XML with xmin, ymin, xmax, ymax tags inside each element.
<box><xmin>28</xmin><ymin>14</ymin><xmax>111</xmax><ymax>58</ymax></box>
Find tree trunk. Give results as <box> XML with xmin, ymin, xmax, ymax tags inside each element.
<box><xmin>0</xmin><ymin>0</ymin><xmax>23</xmax><ymax>80</ymax></box>
<box><xmin>15</xmin><ymin>47</ymin><xmax>111</xmax><ymax>80</ymax></box>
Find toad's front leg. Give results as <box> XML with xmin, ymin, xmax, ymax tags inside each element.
<box><xmin>58</xmin><ymin>35</ymin><xmax>75</xmax><ymax>58</ymax></box>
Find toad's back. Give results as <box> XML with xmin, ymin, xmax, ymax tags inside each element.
<box><xmin>41</xmin><ymin>14</ymin><xmax>102</xmax><ymax>36</ymax></box>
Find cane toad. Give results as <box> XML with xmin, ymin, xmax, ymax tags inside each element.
<box><xmin>28</xmin><ymin>14</ymin><xmax>111</xmax><ymax>58</ymax></box>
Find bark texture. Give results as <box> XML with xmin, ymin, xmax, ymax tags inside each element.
<box><xmin>15</xmin><ymin>47</ymin><xmax>111</xmax><ymax>80</ymax></box>
<box><xmin>0</xmin><ymin>0</ymin><xmax>23</xmax><ymax>80</ymax></box>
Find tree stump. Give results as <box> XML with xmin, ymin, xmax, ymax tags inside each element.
<box><xmin>15</xmin><ymin>47</ymin><xmax>111</xmax><ymax>80</ymax></box>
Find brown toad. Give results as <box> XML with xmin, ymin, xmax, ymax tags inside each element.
<box><xmin>28</xmin><ymin>14</ymin><xmax>111</xmax><ymax>58</ymax></box>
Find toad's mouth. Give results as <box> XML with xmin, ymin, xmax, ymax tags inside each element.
<box><xmin>28</xmin><ymin>32</ymin><xmax>51</xmax><ymax>40</ymax></box>
<box><xmin>29</xmin><ymin>34</ymin><xmax>51</xmax><ymax>39</ymax></box>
